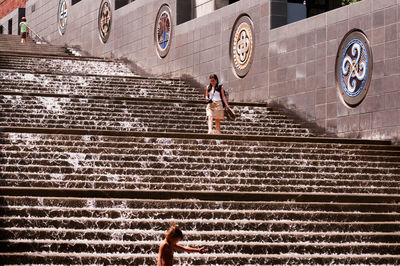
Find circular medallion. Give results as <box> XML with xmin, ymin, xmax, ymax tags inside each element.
<box><xmin>230</xmin><ymin>15</ymin><xmax>255</xmax><ymax>78</ymax></box>
<box><xmin>335</xmin><ymin>30</ymin><xmax>373</xmax><ymax>107</ymax></box>
<box><xmin>98</xmin><ymin>0</ymin><xmax>112</xmax><ymax>43</ymax></box>
<box><xmin>57</xmin><ymin>0</ymin><xmax>68</xmax><ymax>35</ymax></box>
<box><xmin>154</xmin><ymin>4</ymin><xmax>172</xmax><ymax>58</ymax></box>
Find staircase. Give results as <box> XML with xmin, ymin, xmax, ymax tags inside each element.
<box><xmin>1</xmin><ymin>35</ymin><xmax>399</xmax><ymax>265</ymax></box>
<box><xmin>0</xmin><ymin>34</ymin><xmax>70</xmax><ymax>56</ymax></box>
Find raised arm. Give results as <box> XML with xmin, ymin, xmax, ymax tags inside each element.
<box><xmin>174</xmin><ymin>243</ymin><xmax>208</xmax><ymax>253</ymax></box>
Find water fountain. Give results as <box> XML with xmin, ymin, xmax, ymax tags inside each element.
<box><xmin>0</xmin><ymin>36</ymin><xmax>399</xmax><ymax>264</ymax></box>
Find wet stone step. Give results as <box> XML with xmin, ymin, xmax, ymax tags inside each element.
<box><xmin>0</xmin><ymin>100</ymin><xmax>284</xmax><ymax>121</ymax></box>
<box><xmin>2</xmin><ymin>150</ymin><xmax>399</xmax><ymax>169</ymax></box>
<box><xmin>5</xmin><ymin>142</ymin><xmax>398</xmax><ymax>156</ymax></box>
<box><xmin>2</xmin><ymin>228</ymin><xmax>399</xmax><ymax>243</ymax></box>
<box><xmin>2</xmin><ymin>196</ymin><xmax>399</xmax><ymax>213</ymax></box>
<box><xmin>0</xmin><ymin>76</ymin><xmax>194</xmax><ymax>90</ymax></box>
<box><xmin>0</xmin><ymin>123</ymin><xmax>311</xmax><ymax>137</ymax></box>
<box><xmin>2</xmin><ymin>173</ymin><xmax>400</xmax><ymax>189</ymax></box>
<box><xmin>0</xmin><ymin>83</ymin><xmax>192</xmax><ymax>93</ymax></box>
<box><xmin>0</xmin><ymin>88</ymin><xmax>202</xmax><ymax>101</ymax></box>
<box><xmin>2</xmin><ymin>179</ymin><xmax>400</xmax><ymax>194</ymax></box>
<box><xmin>0</xmin><ymin>54</ymin><xmax>122</xmax><ymax>62</ymax></box>
<box><xmin>1</xmin><ymin>163</ymin><xmax>399</xmax><ymax>183</ymax></box>
<box><xmin>0</xmin><ymin>94</ymin><xmax>277</xmax><ymax>113</ymax></box>
<box><xmin>1</xmin><ymin>205</ymin><xmax>399</xmax><ymax>222</ymax></box>
<box><xmin>0</xmin><ymin>104</ymin><xmax>304</xmax><ymax>118</ymax></box>
<box><xmin>0</xmin><ymin>110</ymin><xmax>291</xmax><ymax>128</ymax></box>
<box><xmin>0</xmin><ymin>112</ymin><xmax>301</xmax><ymax>130</ymax></box>
<box><xmin>2</xmin><ymin>158</ymin><xmax>399</xmax><ymax>175</ymax></box>
<box><xmin>1</xmin><ymin>252</ymin><xmax>399</xmax><ymax>265</ymax></box>
<box><xmin>2</xmin><ymin>165</ymin><xmax>399</xmax><ymax>181</ymax></box>
<box><xmin>0</xmin><ymin>54</ymin><xmax>121</xmax><ymax>63</ymax></box>
<box><xmin>0</xmin><ymin>57</ymin><xmax>135</xmax><ymax>76</ymax></box>
<box><xmin>0</xmin><ymin>104</ymin><xmax>294</xmax><ymax>125</ymax></box>
<box><xmin>0</xmin><ymin>118</ymin><xmax>317</xmax><ymax>135</ymax></box>
<box><xmin>0</xmin><ymin>50</ymin><xmax>69</xmax><ymax>56</ymax></box>
<box><xmin>1</xmin><ymin>239</ymin><xmax>399</xmax><ymax>255</ymax></box>
<box><xmin>0</xmin><ymin>78</ymin><xmax>190</xmax><ymax>85</ymax></box>
<box><xmin>0</xmin><ymin>71</ymin><xmax>189</xmax><ymax>85</ymax></box>
<box><xmin>3</xmin><ymin>142</ymin><xmax>399</xmax><ymax>160</ymax></box>
<box><xmin>3</xmin><ymin>148</ymin><xmax>400</xmax><ymax>164</ymax></box>
<box><xmin>2</xmin><ymin>216</ymin><xmax>399</xmax><ymax>233</ymax></box>
<box><xmin>0</xmin><ymin>123</ymin><xmax>310</xmax><ymax>137</ymax></box>
<box><xmin>3</xmin><ymin>133</ymin><xmax>399</xmax><ymax>152</ymax></box>
<box><xmin>0</xmin><ymin>86</ymin><xmax>202</xmax><ymax>100</ymax></box>
<box><xmin>3</xmin><ymin>141</ymin><xmax>397</xmax><ymax>156</ymax></box>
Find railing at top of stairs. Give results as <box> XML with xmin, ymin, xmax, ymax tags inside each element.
<box><xmin>26</xmin><ymin>26</ymin><xmax>48</xmax><ymax>44</ymax></box>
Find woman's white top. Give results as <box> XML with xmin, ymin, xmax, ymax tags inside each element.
<box><xmin>209</xmin><ymin>89</ymin><xmax>222</xmax><ymax>102</ymax></box>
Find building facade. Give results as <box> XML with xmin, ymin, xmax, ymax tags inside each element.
<box><xmin>0</xmin><ymin>0</ymin><xmax>399</xmax><ymax>143</ymax></box>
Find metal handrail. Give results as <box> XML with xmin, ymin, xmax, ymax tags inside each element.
<box><xmin>26</xmin><ymin>25</ymin><xmax>48</xmax><ymax>44</ymax></box>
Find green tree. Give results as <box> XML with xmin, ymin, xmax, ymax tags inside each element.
<box><xmin>342</xmin><ymin>0</ymin><xmax>361</xmax><ymax>5</ymax></box>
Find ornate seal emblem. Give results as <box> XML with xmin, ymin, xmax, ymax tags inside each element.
<box><xmin>336</xmin><ymin>30</ymin><xmax>373</xmax><ymax>107</ymax></box>
<box><xmin>57</xmin><ymin>0</ymin><xmax>68</xmax><ymax>35</ymax></box>
<box><xmin>154</xmin><ymin>4</ymin><xmax>172</xmax><ymax>58</ymax></box>
<box><xmin>98</xmin><ymin>0</ymin><xmax>112</xmax><ymax>43</ymax></box>
<box><xmin>230</xmin><ymin>15</ymin><xmax>255</xmax><ymax>78</ymax></box>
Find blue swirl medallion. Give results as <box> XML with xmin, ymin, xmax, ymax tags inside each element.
<box><xmin>340</xmin><ymin>39</ymin><xmax>368</xmax><ymax>98</ymax></box>
<box><xmin>336</xmin><ymin>30</ymin><xmax>373</xmax><ymax>107</ymax></box>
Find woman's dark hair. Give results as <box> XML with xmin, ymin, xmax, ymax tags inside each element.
<box><xmin>208</xmin><ymin>74</ymin><xmax>219</xmax><ymax>92</ymax></box>
<box><xmin>166</xmin><ymin>223</ymin><xmax>183</xmax><ymax>240</ymax></box>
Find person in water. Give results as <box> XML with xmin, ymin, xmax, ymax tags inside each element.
<box><xmin>158</xmin><ymin>224</ymin><xmax>207</xmax><ymax>266</ymax></box>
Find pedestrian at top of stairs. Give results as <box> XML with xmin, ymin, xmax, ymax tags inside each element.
<box><xmin>206</xmin><ymin>74</ymin><xmax>230</xmax><ymax>134</ymax></box>
<box><xmin>158</xmin><ymin>224</ymin><xmax>208</xmax><ymax>266</ymax></box>
<box><xmin>19</xmin><ymin>17</ymin><xmax>30</xmax><ymax>44</ymax></box>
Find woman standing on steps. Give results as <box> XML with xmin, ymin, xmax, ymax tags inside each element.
<box><xmin>205</xmin><ymin>74</ymin><xmax>229</xmax><ymax>134</ymax></box>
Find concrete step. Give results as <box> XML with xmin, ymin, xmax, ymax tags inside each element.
<box><xmin>2</xmin><ymin>205</ymin><xmax>399</xmax><ymax>222</ymax></box>
<box><xmin>2</xmin><ymin>132</ymin><xmax>398</xmax><ymax>152</ymax></box>
<box><xmin>0</xmin><ymin>44</ymin><xmax>70</xmax><ymax>56</ymax></box>
<box><xmin>2</xmin><ymin>144</ymin><xmax>400</xmax><ymax>161</ymax></box>
<box><xmin>0</xmin><ymin>103</ymin><xmax>288</xmax><ymax>125</ymax></box>
<box><xmin>0</xmin><ymin>72</ymin><xmax>201</xmax><ymax>100</ymax></box>
<box><xmin>2</xmin><ymin>149</ymin><xmax>398</xmax><ymax>168</ymax></box>
<box><xmin>1</xmin><ymin>196</ymin><xmax>399</xmax><ymax>261</ymax></box>
<box><xmin>2</xmin><ymin>196</ymin><xmax>399</xmax><ymax>213</ymax></box>
<box><xmin>2</xmin><ymin>171</ymin><xmax>400</xmax><ymax>187</ymax></box>
<box><xmin>1</xmin><ymin>239</ymin><xmax>398</xmax><ymax>255</ymax></box>
<box><xmin>2</xmin><ymin>228</ymin><xmax>399</xmax><ymax>243</ymax></box>
<box><xmin>1</xmin><ymin>252</ymin><xmax>399</xmax><ymax>265</ymax></box>
<box><xmin>0</xmin><ymin>96</ymin><xmax>312</xmax><ymax>136</ymax></box>
<box><xmin>0</xmin><ymin>70</ymin><xmax>190</xmax><ymax>87</ymax></box>
<box><xmin>1</xmin><ymin>187</ymin><xmax>399</xmax><ymax>203</ymax></box>
<box><xmin>0</xmin><ymin>54</ymin><xmax>135</xmax><ymax>76</ymax></box>
<box><xmin>5</xmin><ymin>140</ymin><xmax>399</xmax><ymax>160</ymax></box>
<box><xmin>2</xmin><ymin>215</ymin><xmax>399</xmax><ymax>233</ymax></box>
<box><xmin>2</xmin><ymin>178</ymin><xmax>399</xmax><ymax>194</ymax></box>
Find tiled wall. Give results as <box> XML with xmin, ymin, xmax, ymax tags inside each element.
<box><xmin>19</xmin><ymin>0</ymin><xmax>400</xmax><ymax>142</ymax></box>
<box><xmin>268</xmin><ymin>0</ymin><xmax>400</xmax><ymax>141</ymax></box>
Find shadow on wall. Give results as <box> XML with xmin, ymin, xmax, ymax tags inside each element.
<box><xmin>267</xmin><ymin>101</ymin><xmax>336</xmax><ymax>137</ymax></box>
